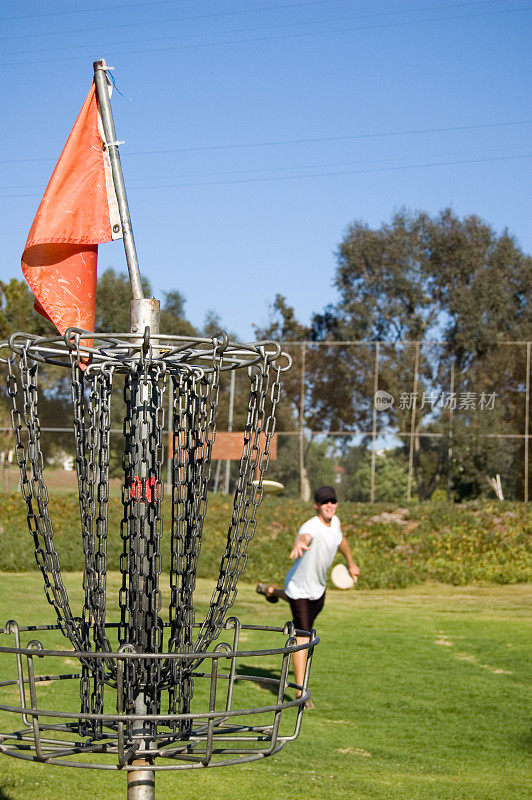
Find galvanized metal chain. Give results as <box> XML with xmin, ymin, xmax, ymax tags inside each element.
<box><xmin>195</xmin><ymin>354</ymin><xmax>281</xmax><ymax>652</ymax></box>
<box><xmin>6</xmin><ymin>350</ymin><xmax>82</xmax><ymax>650</ymax></box>
<box><xmin>166</xmin><ymin>357</ymin><xmax>221</xmax><ymax>726</ymax></box>
<box><xmin>71</xmin><ymin>360</ymin><xmax>115</xmax><ymax>736</ymax></box>
<box><xmin>118</xmin><ymin>359</ymin><xmax>165</xmax><ymax>724</ymax></box>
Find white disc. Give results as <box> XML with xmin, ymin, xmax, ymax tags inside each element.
<box><xmin>331</xmin><ymin>563</ymin><xmax>355</xmax><ymax>589</ymax></box>
<box><xmin>253</xmin><ymin>479</ymin><xmax>284</xmax><ymax>495</ymax></box>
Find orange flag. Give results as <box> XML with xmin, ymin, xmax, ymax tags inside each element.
<box><xmin>21</xmin><ymin>82</ymin><xmax>122</xmax><ymax>334</ymax></box>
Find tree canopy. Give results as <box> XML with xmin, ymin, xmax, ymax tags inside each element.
<box><xmin>261</xmin><ymin>208</ymin><xmax>531</xmax><ymax>500</ymax></box>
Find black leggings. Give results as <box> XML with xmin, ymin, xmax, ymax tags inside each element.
<box><xmin>288</xmin><ymin>592</ymin><xmax>325</xmax><ymax>634</ymax></box>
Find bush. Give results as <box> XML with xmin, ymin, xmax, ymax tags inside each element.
<box><xmin>0</xmin><ymin>494</ymin><xmax>530</xmax><ymax>589</ymax></box>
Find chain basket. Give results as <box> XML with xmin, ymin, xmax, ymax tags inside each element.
<box><xmin>0</xmin><ymin>327</ymin><xmax>318</xmax><ymax>771</ymax></box>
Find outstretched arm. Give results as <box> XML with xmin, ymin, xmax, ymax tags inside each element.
<box><xmin>289</xmin><ymin>533</ymin><xmax>312</xmax><ymax>560</ymax></box>
<box><xmin>338</xmin><ymin>536</ymin><xmax>360</xmax><ymax>582</ymax></box>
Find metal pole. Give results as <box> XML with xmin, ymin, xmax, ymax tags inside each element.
<box><xmin>127</xmin><ymin>299</ymin><xmax>159</xmax><ymax>800</ymax></box>
<box><xmin>213</xmin><ymin>459</ymin><xmax>222</xmax><ymax>493</ymax></box>
<box><xmin>94</xmin><ymin>59</ymin><xmax>159</xmax><ymax>797</ymax></box>
<box><xmin>93</xmin><ymin>59</ymin><xmax>144</xmax><ymax>300</ymax></box>
<box><xmin>447</xmin><ymin>357</ymin><xmax>455</xmax><ymax>500</ymax></box>
<box><xmin>406</xmin><ymin>342</ymin><xmax>420</xmax><ymax>502</ymax></box>
<box><xmin>299</xmin><ymin>343</ymin><xmax>306</xmax><ymax>500</ymax></box>
<box><xmin>224</xmin><ymin>369</ymin><xmax>235</xmax><ymax>494</ymax></box>
<box><xmin>525</xmin><ymin>342</ymin><xmax>530</xmax><ymax>503</ymax></box>
<box><xmin>370</xmin><ymin>342</ymin><xmax>380</xmax><ymax>504</ymax></box>
<box><xmin>127</xmin><ymin>697</ymin><xmax>155</xmax><ymax>800</ymax></box>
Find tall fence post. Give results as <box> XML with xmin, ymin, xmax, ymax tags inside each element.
<box><xmin>299</xmin><ymin>343</ymin><xmax>307</xmax><ymax>501</ymax></box>
<box><xmin>370</xmin><ymin>342</ymin><xmax>380</xmax><ymax>504</ymax></box>
<box><xmin>407</xmin><ymin>342</ymin><xmax>420</xmax><ymax>502</ymax></box>
<box><xmin>447</xmin><ymin>357</ymin><xmax>455</xmax><ymax>500</ymax></box>
<box><xmin>525</xmin><ymin>342</ymin><xmax>530</xmax><ymax>503</ymax></box>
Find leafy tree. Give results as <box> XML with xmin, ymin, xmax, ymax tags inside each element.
<box><xmin>262</xmin><ymin>209</ymin><xmax>531</xmax><ymax>500</ymax></box>
<box><xmin>0</xmin><ymin>278</ymin><xmax>56</xmax><ymax>339</ymax></box>
<box><xmin>345</xmin><ymin>449</ymin><xmax>412</xmax><ymax>503</ymax></box>
<box><xmin>327</xmin><ymin>209</ymin><xmax>531</xmax><ymax>500</ymax></box>
<box><xmin>95</xmin><ymin>268</ymin><xmax>196</xmax><ymax>336</ymax></box>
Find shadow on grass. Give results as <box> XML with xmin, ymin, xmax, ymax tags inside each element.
<box><xmin>235</xmin><ymin>665</ymin><xmax>288</xmax><ymax>698</ymax></box>
<box><xmin>0</xmin><ymin>787</ymin><xmax>17</xmax><ymax>800</ymax></box>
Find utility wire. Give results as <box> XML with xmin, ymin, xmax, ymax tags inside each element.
<box><xmin>125</xmin><ymin>121</ymin><xmax>532</xmax><ymax>159</ymax></box>
<box><xmin>115</xmin><ymin>153</ymin><xmax>532</xmax><ymax>190</ymax></box>
<box><xmin>1</xmin><ymin>153</ymin><xmax>529</xmax><ymax>199</ymax></box>
<box><xmin>126</xmin><ymin>146</ymin><xmax>532</xmax><ymax>182</ymax></box>
<box><xmin>0</xmin><ymin>0</ymin><xmax>345</xmax><ymax>24</ymax></box>
<box><xmin>4</xmin><ymin>5</ymin><xmax>531</xmax><ymax>66</ymax></box>
<box><xmin>0</xmin><ymin>0</ymin><xmax>501</xmax><ymax>46</ymax></box>
<box><xmin>1</xmin><ymin>120</ymin><xmax>530</xmax><ymax>166</ymax></box>
<box><xmin>3</xmin><ymin>144</ymin><xmax>524</xmax><ymax>191</ymax></box>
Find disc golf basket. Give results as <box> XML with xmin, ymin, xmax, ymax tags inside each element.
<box><xmin>0</xmin><ymin>60</ymin><xmax>318</xmax><ymax>799</ymax></box>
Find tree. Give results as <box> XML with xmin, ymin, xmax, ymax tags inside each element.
<box><xmin>95</xmin><ymin>268</ymin><xmax>196</xmax><ymax>336</ymax></box>
<box><xmin>343</xmin><ymin>448</ymin><xmax>412</xmax><ymax>503</ymax></box>
<box><xmin>261</xmin><ymin>209</ymin><xmax>531</xmax><ymax>501</ymax></box>
<box><xmin>323</xmin><ymin>209</ymin><xmax>532</xmax><ymax>500</ymax></box>
<box><xmin>0</xmin><ymin>278</ymin><xmax>56</xmax><ymax>339</ymax></box>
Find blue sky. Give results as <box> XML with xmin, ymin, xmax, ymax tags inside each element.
<box><xmin>1</xmin><ymin>0</ymin><xmax>531</xmax><ymax>340</ymax></box>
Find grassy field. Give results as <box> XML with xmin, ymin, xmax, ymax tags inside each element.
<box><xmin>0</xmin><ymin>575</ymin><xmax>529</xmax><ymax>800</ymax></box>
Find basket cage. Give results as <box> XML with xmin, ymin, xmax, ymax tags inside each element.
<box><xmin>0</xmin><ymin>328</ymin><xmax>319</xmax><ymax>770</ymax></box>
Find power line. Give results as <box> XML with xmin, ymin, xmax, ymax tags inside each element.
<box><xmin>1</xmin><ymin>120</ymin><xmax>530</xmax><ymax>166</ymax></box>
<box><xmin>125</xmin><ymin>120</ymin><xmax>532</xmax><ymax>159</ymax></box>
<box><xmin>0</xmin><ymin>0</ymin><xmax>343</xmax><ymax>24</ymax></box>
<box><xmin>123</xmin><ymin>145</ymin><xmax>532</xmax><ymax>183</ymax></box>
<box><xmin>119</xmin><ymin>153</ymin><xmax>532</xmax><ymax>190</ymax></box>
<box><xmin>1</xmin><ymin>153</ymin><xmax>529</xmax><ymax>199</ymax></box>
<box><xmin>0</xmin><ymin>0</ymin><xmax>500</xmax><ymax>46</ymax></box>
<box><xmin>4</xmin><ymin>144</ymin><xmax>524</xmax><ymax>191</ymax></box>
<box><xmin>4</xmin><ymin>5</ymin><xmax>531</xmax><ymax>66</ymax></box>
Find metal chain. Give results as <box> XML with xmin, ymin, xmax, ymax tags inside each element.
<box><xmin>7</xmin><ymin>351</ymin><xmax>82</xmax><ymax>650</ymax></box>
<box><xmin>195</xmin><ymin>355</ymin><xmax>281</xmax><ymax>652</ymax></box>
<box><xmin>118</xmin><ymin>361</ymin><xmax>165</xmax><ymax>723</ymax></box>
<box><xmin>166</xmin><ymin>347</ymin><xmax>221</xmax><ymax>726</ymax></box>
<box><xmin>71</xmin><ymin>359</ymin><xmax>116</xmax><ymax>737</ymax></box>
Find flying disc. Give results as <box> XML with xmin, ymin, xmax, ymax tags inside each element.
<box><xmin>252</xmin><ymin>479</ymin><xmax>284</xmax><ymax>495</ymax></box>
<box><xmin>331</xmin><ymin>563</ymin><xmax>355</xmax><ymax>589</ymax></box>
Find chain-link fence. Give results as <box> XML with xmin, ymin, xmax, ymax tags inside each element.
<box><xmin>1</xmin><ymin>340</ymin><xmax>530</xmax><ymax>502</ymax></box>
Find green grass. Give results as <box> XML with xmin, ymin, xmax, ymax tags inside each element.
<box><xmin>0</xmin><ymin>576</ymin><xmax>529</xmax><ymax>800</ymax></box>
<box><xmin>0</xmin><ymin>494</ymin><xmax>530</xmax><ymax>587</ymax></box>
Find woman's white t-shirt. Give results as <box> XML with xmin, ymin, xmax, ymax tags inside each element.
<box><xmin>284</xmin><ymin>514</ymin><xmax>343</xmax><ymax>600</ymax></box>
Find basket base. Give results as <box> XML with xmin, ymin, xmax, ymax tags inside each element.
<box><xmin>0</xmin><ymin>618</ymin><xmax>317</xmax><ymax>770</ymax></box>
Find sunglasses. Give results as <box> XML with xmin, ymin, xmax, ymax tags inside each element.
<box><xmin>319</xmin><ymin>499</ymin><xmax>337</xmax><ymax>505</ymax></box>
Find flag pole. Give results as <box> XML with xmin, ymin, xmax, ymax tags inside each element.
<box><xmin>94</xmin><ymin>60</ymin><xmax>158</xmax><ymax>800</ymax></box>
<box><xmin>93</xmin><ymin>59</ymin><xmax>144</xmax><ymax>301</ymax></box>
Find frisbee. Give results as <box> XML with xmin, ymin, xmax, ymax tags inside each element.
<box><xmin>331</xmin><ymin>563</ymin><xmax>355</xmax><ymax>589</ymax></box>
<box><xmin>252</xmin><ymin>479</ymin><xmax>284</xmax><ymax>495</ymax></box>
